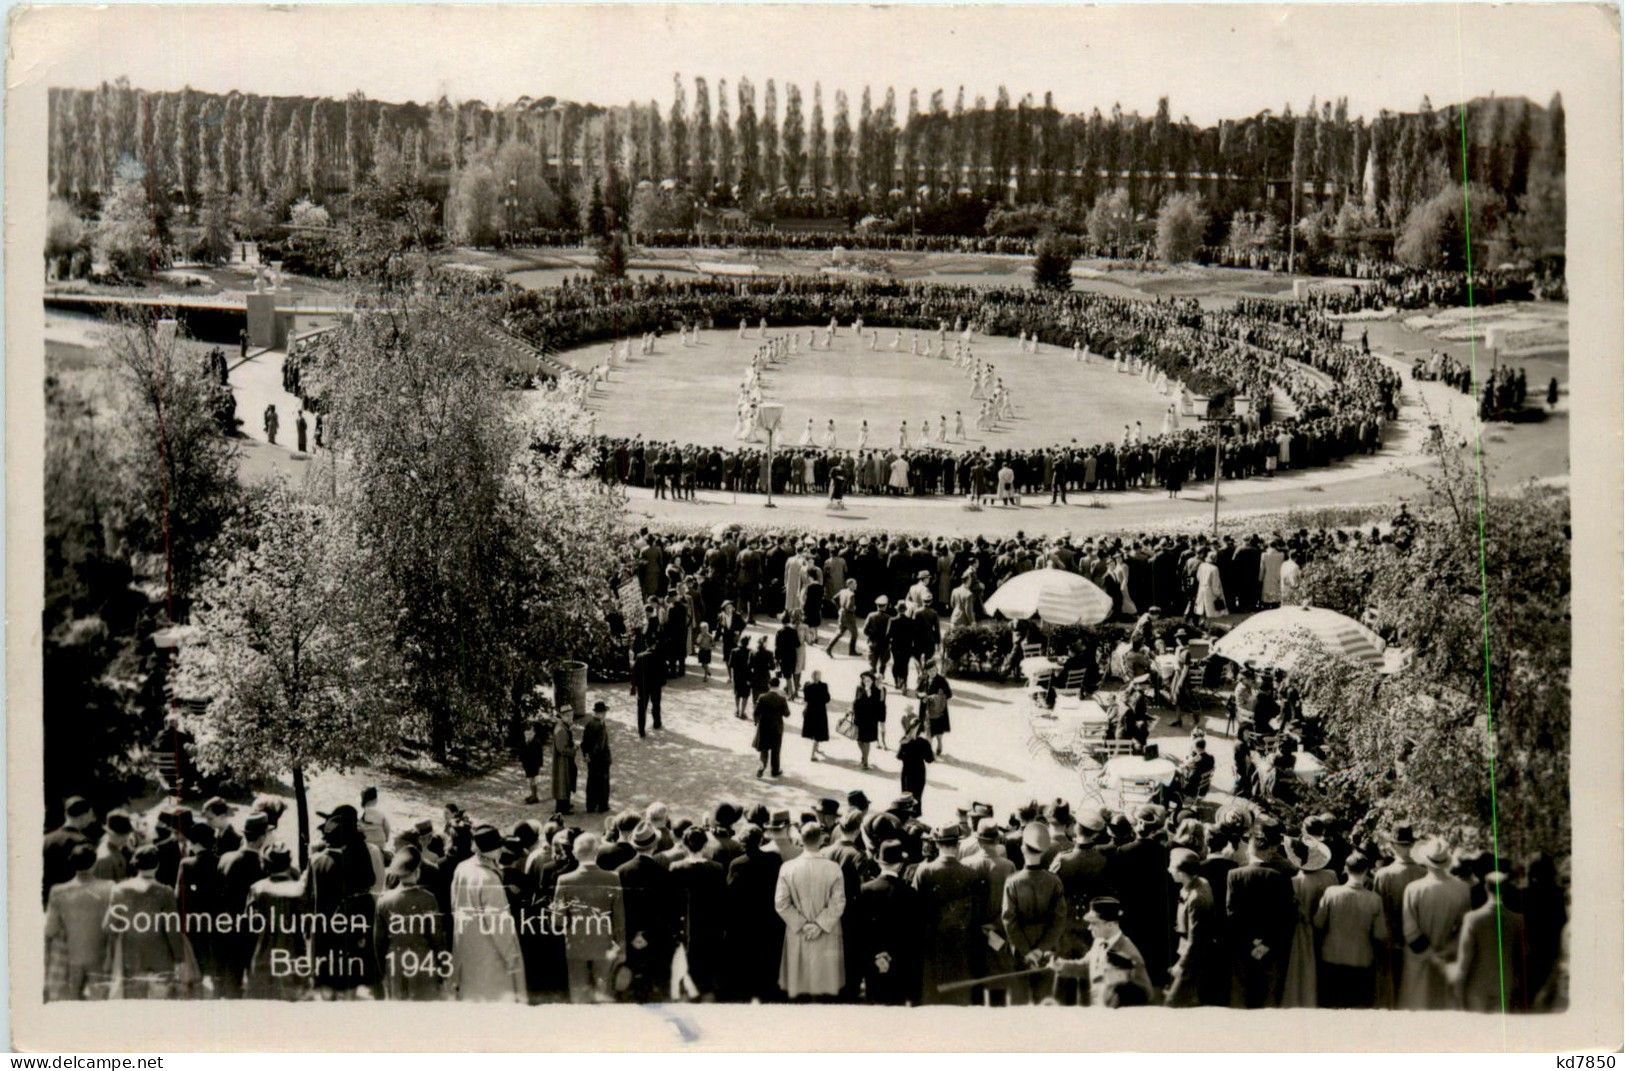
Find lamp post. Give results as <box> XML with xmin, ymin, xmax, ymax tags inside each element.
<box><xmin>1198</xmin><ymin>411</ymin><xmax>1230</xmax><ymax>541</ymax></box>
<box><xmin>758</xmin><ymin>402</ymin><xmax>784</xmax><ymax>509</ymax></box>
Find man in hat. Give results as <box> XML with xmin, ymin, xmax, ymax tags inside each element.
<box><xmin>669</xmin><ymin>826</ymin><xmax>727</xmax><ymax>999</ymax></box>
<box><xmin>1313</xmin><ymin>851</ymin><xmax>1388</xmax><ymax>1009</ymax></box>
<box><xmin>704</xmin><ymin>803</ymin><xmax>745</xmax><ymax>871</ymax></box>
<box><xmin>1050</xmin><ymin>810</ymin><xmax>1111</xmax><ymax>1002</ymax></box>
<box><xmin>92</xmin><ymin>809</ymin><xmax>135</xmax><ymax>883</ymax></box>
<box><xmin>1001</xmin><ymin>822</ymin><xmax>1067</xmax><ymax>1005</ymax></box>
<box><xmin>553</xmin><ymin>833</ymin><xmax>627</xmax><ymax>1004</ymax></box>
<box><xmin>852</xmin><ymin>840</ymin><xmax>924</xmax><ymax>1005</ymax></box>
<box><xmin>1201</xmin><ymin>822</ymin><xmax>1242</xmax><ymax>920</ymax></box>
<box><xmin>44</xmin><ymin>844</ymin><xmax>114</xmax><ymax>1000</ymax></box>
<box><xmin>814</xmin><ymin>798</ymin><xmax>842</xmax><ymax>835</ymax></box>
<box><xmin>243</xmin><ymin>846</ymin><xmax>306</xmax><ymax>999</ymax></box>
<box><xmin>724</xmin><ymin>824</ymin><xmax>787</xmax><ymax>1002</ymax></box>
<box><xmin>630</xmin><ymin>639</ymin><xmax>665</xmax><ymax>738</ymax></box>
<box><xmin>774</xmin><ymin>822</ymin><xmax>847</xmax><ymax>1000</ymax></box>
<box><xmin>1399</xmin><ymin>838</ymin><xmax>1472</xmax><ymax>1010</ymax></box>
<box><xmin>1164</xmin><ymin>847</ymin><xmax>1221</xmax><ymax>1006</ymax></box>
<box><xmin>306</xmin><ymin>804</ymin><xmax>376</xmax><ymax>995</ymax></box>
<box><xmin>912</xmin><ymin>824</ymin><xmax>985</xmax><ymax>1005</ymax></box>
<box><xmin>846</xmin><ymin>790</ymin><xmax>872</xmax><ymax>816</ymax></box>
<box><xmin>906</xmin><ymin>569</ymin><xmax>933</xmax><ymax>611</ymax></box>
<box><xmin>863</xmin><ymin>596</ymin><xmax>892</xmax><ymax>678</ymax></box>
<box><xmin>1039</xmin><ymin>800</ymin><xmax>1076</xmax><ymax>870</ymax></box>
<box><xmin>1450</xmin><ymin>870</ymin><xmax>1529</xmax><ymax>1012</ymax></box>
<box><xmin>43</xmin><ymin>796</ymin><xmax>96</xmax><ymax>905</ymax></box>
<box><xmin>215</xmin><ymin>812</ymin><xmax>272</xmax><ymax>997</ymax></box>
<box><xmin>1225</xmin><ymin>821</ymin><xmax>1296</xmax><ymax>1008</ymax></box>
<box><xmin>618</xmin><ymin>821</ymin><xmax>679</xmax><ymax>1002</ymax></box>
<box><xmin>961</xmin><ymin>817</ymin><xmax>1018</xmax><ymax>1005</ymax></box>
<box><xmin>1058</xmin><ymin>897</ymin><xmax>1152</xmax><ymax>1006</ymax></box>
<box><xmin>914</xmin><ymin>598</ymin><xmax>943</xmax><ymax>683</ymax></box>
<box><xmin>175</xmin><ymin>823</ymin><xmax>224</xmax><ymax>991</ymax></box>
<box><xmin>825</xmin><ymin>809</ymin><xmax>874</xmax><ymax>1000</ymax></box>
<box><xmin>1372</xmin><ymin>824</ymin><xmax>1425</xmax><ymax>1008</ymax></box>
<box><xmin>375</xmin><ymin>846</ymin><xmax>450</xmax><ymax>1000</ymax></box>
<box><xmin>751</xmin><ymin>676</ymin><xmax>790</xmax><ymax>778</ymax></box>
<box><xmin>450</xmin><ymin>823</ymin><xmax>525</xmax><ymax>1002</ymax></box>
<box><xmin>105</xmin><ymin>845</ymin><xmax>196</xmax><ymax>998</ymax></box>
<box><xmin>1105</xmin><ymin>805</ymin><xmax>1174</xmax><ymax>988</ymax></box>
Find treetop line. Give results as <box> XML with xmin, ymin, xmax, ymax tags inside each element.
<box><xmin>48</xmin><ymin>78</ymin><xmax>1563</xmax><ymax>232</ymax></box>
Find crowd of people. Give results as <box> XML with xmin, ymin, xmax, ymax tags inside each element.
<box><xmin>506</xmin><ymin>229</ymin><xmax>1561</xmax><ymax>309</ymax></box>
<box><xmin>608</xmin><ymin>520</ymin><xmax>1381</xmax><ymax>653</ymax></box>
<box><xmin>499</xmin><ymin>275</ymin><xmax>1400</xmax><ymax>501</ymax></box>
<box><xmin>42</xmin><ymin>784</ymin><xmax>1566</xmax><ymax>1010</ymax></box>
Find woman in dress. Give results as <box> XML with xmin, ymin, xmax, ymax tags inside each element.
<box><xmin>801</xmin><ymin>670</ymin><xmax>831</xmax><ymax>762</ymax></box>
<box><xmin>1282</xmin><ymin>836</ymin><xmax>1336</xmax><ymax>1008</ymax></box>
<box><xmin>851</xmin><ymin>671</ymin><xmax>887</xmax><ymax>770</ymax></box>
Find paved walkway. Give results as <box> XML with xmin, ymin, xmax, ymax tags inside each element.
<box><xmin>298</xmin><ymin>615</ymin><xmax>1237</xmax><ymax>839</ymax></box>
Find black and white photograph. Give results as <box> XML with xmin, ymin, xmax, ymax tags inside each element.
<box><xmin>7</xmin><ymin>1</ymin><xmax>1621</xmax><ymax>1053</ymax></box>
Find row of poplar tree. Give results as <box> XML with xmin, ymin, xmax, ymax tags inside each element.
<box><xmin>48</xmin><ymin>77</ymin><xmax>1564</xmax><ymax>232</ymax></box>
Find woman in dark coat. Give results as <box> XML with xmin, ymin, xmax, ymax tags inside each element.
<box><xmin>801</xmin><ymin>670</ymin><xmax>831</xmax><ymax>761</ymax></box>
<box><xmin>801</xmin><ymin>565</ymin><xmax>824</xmax><ymax>630</ymax></box>
<box><xmin>852</xmin><ymin>671</ymin><xmax>887</xmax><ymax>770</ymax></box>
<box><xmin>896</xmin><ymin>715</ymin><xmax>936</xmax><ymax>807</ymax></box>
<box><xmin>728</xmin><ymin>637</ymin><xmax>754</xmax><ymax>719</ymax></box>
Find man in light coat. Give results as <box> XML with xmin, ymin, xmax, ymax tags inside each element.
<box><xmin>1194</xmin><ymin>551</ymin><xmax>1226</xmax><ymax>618</ymax></box>
<box><xmin>775</xmin><ymin>823</ymin><xmax>846</xmax><ymax>999</ymax></box>
<box><xmin>1400</xmin><ymin>838</ymin><xmax>1473</xmax><ymax>1010</ymax></box>
<box><xmin>1372</xmin><ymin>824</ymin><xmax>1425</xmax><ymax>1008</ymax></box>
<box><xmin>1258</xmin><ymin>540</ymin><xmax>1287</xmax><ymax>607</ymax></box>
<box><xmin>450</xmin><ymin>824</ymin><xmax>524</xmax><ymax>1002</ymax></box>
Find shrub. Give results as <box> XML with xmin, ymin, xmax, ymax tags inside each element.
<box><xmin>1031</xmin><ymin>230</ymin><xmax>1076</xmax><ymax>292</ymax></box>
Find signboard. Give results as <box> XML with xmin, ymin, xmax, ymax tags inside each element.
<box><xmin>618</xmin><ymin>578</ymin><xmax>645</xmax><ymax>622</ymax></box>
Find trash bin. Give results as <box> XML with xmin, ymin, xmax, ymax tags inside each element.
<box><xmin>552</xmin><ymin>661</ymin><xmax>588</xmax><ymax>718</ymax></box>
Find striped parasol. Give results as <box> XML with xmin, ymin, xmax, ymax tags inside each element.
<box><xmin>983</xmin><ymin>568</ymin><xmax>1114</xmax><ymax>626</ymax></box>
<box><xmin>1211</xmin><ymin>605</ymin><xmax>1387</xmax><ymax>670</ymax></box>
